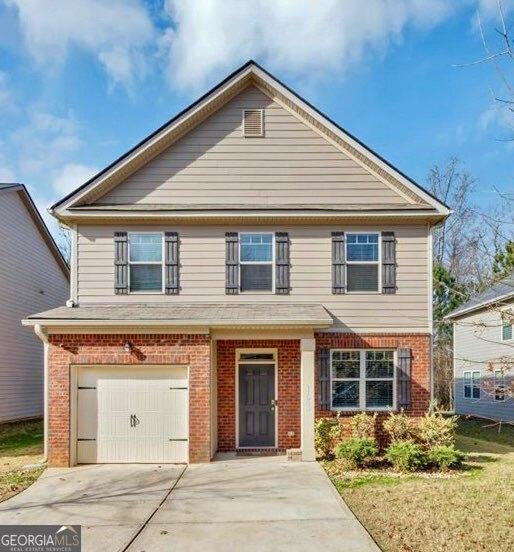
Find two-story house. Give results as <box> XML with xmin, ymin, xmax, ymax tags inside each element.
<box><xmin>24</xmin><ymin>61</ymin><xmax>449</xmax><ymax>467</ymax></box>
<box><xmin>447</xmin><ymin>272</ymin><xmax>513</xmax><ymax>422</ymax></box>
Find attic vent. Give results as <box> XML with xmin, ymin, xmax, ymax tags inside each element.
<box><xmin>243</xmin><ymin>109</ymin><xmax>263</xmax><ymax>137</ymax></box>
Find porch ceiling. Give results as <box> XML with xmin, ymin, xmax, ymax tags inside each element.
<box><xmin>23</xmin><ymin>303</ymin><xmax>333</xmax><ymax>329</ymax></box>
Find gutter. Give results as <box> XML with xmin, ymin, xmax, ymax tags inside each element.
<box><xmin>33</xmin><ymin>324</ymin><xmax>49</xmax><ymax>463</ymax></box>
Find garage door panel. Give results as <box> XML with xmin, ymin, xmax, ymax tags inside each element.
<box><xmin>77</xmin><ymin>366</ymin><xmax>188</xmax><ymax>464</ymax></box>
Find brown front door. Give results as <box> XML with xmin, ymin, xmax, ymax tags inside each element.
<box><xmin>238</xmin><ymin>363</ymin><xmax>275</xmax><ymax>447</ymax></box>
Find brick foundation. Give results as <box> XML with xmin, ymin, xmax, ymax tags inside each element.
<box><xmin>216</xmin><ymin>339</ymin><xmax>301</xmax><ymax>452</ymax></box>
<box><xmin>47</xmin><ymin>333</ymin><xmax>211</xmax><ymax>466</ymax></box>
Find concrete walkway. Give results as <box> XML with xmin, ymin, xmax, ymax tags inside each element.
<box><xmin>0</xmin><ymin>457</ymin><xmax>378</xmax><ymax>551</ymax></box>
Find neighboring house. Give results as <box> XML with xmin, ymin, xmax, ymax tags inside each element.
<box><xmin>447</xmin><ymin>272</ymin><xmax>514</xmax><ymax>422</ymax></box>
<box><xmin>23</xmin><ymin>61</ymin><xmax>450</xmax><ymax>467</ymax></box>
<box><xmin>0</xmin><ymin>184</ymin><xmax>69</xmax><ymax>423</ymax></box>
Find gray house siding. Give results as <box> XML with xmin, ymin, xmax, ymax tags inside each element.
<box><xmin>0</xmin><ymin>188</ymin><xmax>69</xmax><ymax>422</ymax></box>
<box><xmin>453</xmin><ymin>301</ymin><xmax>514</xmax><ymax>422</ymax></box>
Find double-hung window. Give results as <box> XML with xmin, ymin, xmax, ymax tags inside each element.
<box><xmin>128</xmin><ymin>233</ymin><xmax>163</xmax><ymax>292</ymax></box>
<box><xmin>346</xmin><ymin>233</ymin><xmax>380</xmax><ymax>292</ymax></box>
<box><xmin>494</xmin><ymin>370</ymin><xmax>506</xmax><ymax>402</ymax></box>
<box><xmin>502</xmin><ymin>316</ymin><xmax>513</xmax><ymax>341</ymax></box>
<box><xmin>463</xmin><ymin>371</ymin><xmax>481</xmax><ymax>399</ymax></box>
<box><xmin>331</xmin><ymin>350</ymin><xmax>395</xmax><ymax>410</ymax></box>
<box><xmin>239</xmin><ymin>233</ymin><xmax>274</xmax><ymax>292</ymax></box>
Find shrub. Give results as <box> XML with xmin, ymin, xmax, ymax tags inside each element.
<box><xmin>417</xmin><ymin>413</ymin><xmax>458</xmax><ymax>448</ymax></box>
<box><xmin>315</xmin><ymin>418</ymin><xmax>341</xmax><ymax>459</ymax></box>
<box><xmin>351</xmin><ymin>412</ymin><xmax>377</xmax><ymax>439</ymax></box>
<box><xmin>383</xmin><ymin>411</ymin><xmax>414</xmax><ymax>442</ymax></box>
<box><xmin>428</xmin><ymin>445</ymin><xmax>466</xmax><ymax>471</ymax></box>
<box><xmin>335</xmin><ymin>437</ymin><xmax>378</xmax><ymax>468</ymax></box>
<box><xmin>385</xmin><ymin>440</ymin><xmax>428</xmax><ymax>472</ymax></box>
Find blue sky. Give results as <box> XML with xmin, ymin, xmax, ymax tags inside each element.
<box><xmin>0</xmin><ymin>0</ymin><xmax>513</xmax><ymax>235</ymax></box>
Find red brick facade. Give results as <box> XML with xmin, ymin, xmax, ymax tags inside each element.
<box><xmin>45</xmin><ymin>332</ymin><xmax>430</xmax><ymax>466</ymax></box>
<box><xmin>216</xmin><ymin>339</ymin><xmax>301</xmax><ymax>452</ymax></box>
<box><xmin>47</xmin><ymin>333</ymin><xmax>211</xmax><ymax>466</ymax></box>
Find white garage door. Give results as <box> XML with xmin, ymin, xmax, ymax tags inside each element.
<box><xmin>76</xmin><ymin>366</ymin><xmax>188</xmax><ymax>464</ymax></box>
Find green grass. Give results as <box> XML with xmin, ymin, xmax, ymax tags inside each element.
<box><xmin>456</xmin><ymin>417</ymin><xmax>514</xmax><ymax>447</ymax></box>
<box><xmin>0</xmin><ymin>420</ymin><xmax>44</xmax><ymax>502</ymax></box>
<box><xmin>324</xmin><ymin>418</ymin><xmax>514</xmax><ymax>552</ymax></box>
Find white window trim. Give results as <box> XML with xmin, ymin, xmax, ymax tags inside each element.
<box><xmin>238</xmin><ymin>231</ymin><xmax>275</xmax><ymax>294</ymax></box>
<box><xmin>345</xmin><ymin>231</ymin><xmax>381</xmax><ymax>294</ymax></box>
<box><xmin>127</xmin><ymin>231</ymin><xmax>165</xmax><ymax>294</ymax></box>
<box><xmin>242</xmin><ymin>109</ymin><xmax>264</xmax><ymax>137</ymax></box>
<box><xmin>463</xmin><ymin>370</ymin><xmax>481</xmax><ymax>399</ymax></box>
<box><xmin>494</xmin><ymin>369</ymin><xmax>506</xmax><ymax>402</ymax></box>
<box><xmin>330</xmin><ymin>349</ymin><xmax>396</xmax><ymax>411</ymax></box>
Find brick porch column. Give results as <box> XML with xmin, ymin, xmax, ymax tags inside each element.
<box><xmin>300</xmin><ymin>338</ymin><xmax>316</xmax><ymax>461</ymax></box>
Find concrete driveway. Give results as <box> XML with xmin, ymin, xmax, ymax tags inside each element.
<box><xmin>0</xmin><ymin>457</ymin><xmax>378</xmax><ymax>551</ymax></box>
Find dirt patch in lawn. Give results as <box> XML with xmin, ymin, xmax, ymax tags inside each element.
<box><xmin>0</xmin><ymin>420</ymin><xmax>45</xmax><ymax>502</ymax></box>
<box><xmin>324</xmin><ymin>420</ymin><xmax>514</xmax><ymax>552</ymax></box>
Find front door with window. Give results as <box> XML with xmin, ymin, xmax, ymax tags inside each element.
<box><xmin>238</xmin><ymin>363</ymin><xmax>275</xmax><ymax>447</ymax></box>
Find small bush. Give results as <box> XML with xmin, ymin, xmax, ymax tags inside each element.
<box><xmin>351</xmin><ymin>412</ymin><xmax>377</xmax><ymax>439</ymax></box>
<box><xmin>428</xmin><ymin>445</ymin><xmax>466</xmax><ymax>471</ymax></box>
<box><xmin>335</xmin><ymin>437</ymin><xmax>378</xmax><ymax>468</ymax></box>
<box><xmin>315</xmin><ymin>418</ymin><xmax>341</xmax><ymax>459</ymax></box>
<box><xmin>385</xmin><ymin>440</ymin><xmax>428</xmax><ymax>472</ymax></box>
<box><xmin>417</xmin><ymin>413</ymin><xmax>458</xmax><ymax>448</ymax></box>
<box><xmin>383</xmin><ymin>411</ymin><xmax>414</xmax><ymax>442</ymax></box>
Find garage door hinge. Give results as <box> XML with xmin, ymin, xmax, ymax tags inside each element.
<box><xmin>169</xmin><ymin>386</ymin><xmax>188</xmax><ymax>390</ymax></box>
<box><xmin>78</xmin><ymin>386</ymin><xmax>97</xmax><ymax>390</ymax></box>
<box><xmin>77</xmin><ymin>438</ymin><xmax>96</xmax><ymax>441</ymax></box>
<box><xmin>169</xmin><ymin>438</ymin><xmax>188</xmax><ymax>441</ymax></box>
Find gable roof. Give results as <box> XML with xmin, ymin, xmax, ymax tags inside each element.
<box><xmin>0</xmin><ymin>183</ymin><xmax>69</xmax><ymax>278</ymax></box>
<box><xmin>50</xmin><ymin>60</ymin><xmax>450</xmax><ymax>218</ymax></box>
<box><xmin>446</xmin><ymin>271</ymin><xmax>514</xmax><ymax>320</ymax></box>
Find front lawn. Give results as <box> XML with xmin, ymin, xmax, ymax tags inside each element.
<box><xmin>0</xmin><ymin>420</ymin><xmax>45</xmax><ymax>502</ymax></box>
<box><xmin>324</xmin><ymin>418</ymin><xmax>514</xmax><ymax>552</ymax></box>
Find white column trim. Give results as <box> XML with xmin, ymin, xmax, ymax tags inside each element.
<box><xmin>300</xmin><ymin>338</ymin><xmax>316</xmax><ymax>461</ymax></box>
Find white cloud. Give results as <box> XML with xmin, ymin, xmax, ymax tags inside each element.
<box><xmin>0</xmin><ymin>71</ymin><xmax>15</xmax><ymax>111</ymax></box>
<box><xmin>160</xmin><ymin>0</ymin><xmax>453</xmax><ymax>91</ymax></box>
<box><xmin>52</xmin><ymin>163</ymin><xmax>98</xmax><ymax>195</ymax></box>
<box><xmin>5</xmin><ymin>0</ymin><xmax>155</xmax><ymax>87</ymax></box>
<box><xmin>479</xmin><ymin>105</ymin><xmax>514</xmax><ymax>131</ymax></box>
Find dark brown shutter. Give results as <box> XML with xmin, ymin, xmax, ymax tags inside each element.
<box><xmin>382</xmin><ymin>231</ymin><xmax>396</xmax><ymax>294</ymax></box>
<box><xmin>317</xmin><ymin>347</ymin><xmax>331</xmax><ymax>411</ymax></box>
<box><xmin>332</xmin><ymin>231</ymin><xmax>346</xmax><ymax>294</ymax></box>
<box><xmin>275</xmin><ymin>232</ymin><xmax>290</xmax><ymax>294</ymax></box>
<box><xmin>225</xmin><ymin>232</ymin><xmax>239</xmax><ymax>294</ymax></box>
<box><xmin>397</xmin><ymin>348</ymin><xmax>412</xmax><ymax>409</ymax></box>
<box><xmin>164</xmin><ymin>232</ymin><xmax>179</xmax><ymax>295</ymax></box>
<box><xmin>114</xmin><ymin>232</ymin><xmax>128</xmax><ymax>294</ymax></box>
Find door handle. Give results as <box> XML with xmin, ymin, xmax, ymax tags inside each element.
<box><xmin>130</xmin><ymin>414</ymin><xmax>140</xmax><ymax>427</ymax></box>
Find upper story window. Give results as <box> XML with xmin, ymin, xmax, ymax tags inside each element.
<box><xmin>463</xmin><ymin>370</ymin><xmax>480</xmax><ymax>399</ymax></box>
<box><xmin>239</xmin><ymin>233</ymin><xmax>274</xmax><ymax>292</ymax></box>
<box><xmin>502</xmin><ymin>311</ymin><xmax>512</xmax><ymax>341</ymax></box>
<box><xmin>346</xmin><ymin>233</ymin><xmax>380</xmax><ymax>292</ymax></box>
<box><xmin>331</xmin><ymin>349</ymin><xmax>395</xmax><ymax>410</ymax></box>
<box><xmin>128</xmin><ymin>233</ymin><xmax>163</xmax><ymax>292</ymax></box>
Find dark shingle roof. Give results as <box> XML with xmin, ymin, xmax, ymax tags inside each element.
<box><xmin>447</xmin><ymin>272</ymin><xmax>514</xmax><ymax>319</ymax></box>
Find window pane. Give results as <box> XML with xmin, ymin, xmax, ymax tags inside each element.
<box><xmin>332</xmin><ymin>381</ymin><xmax>359</xmax><ymax>408</ymax></box>
<box><xmin>366</xmin><ymin>381</ymin><xmax>393</xmax><ymax>408</ymax></box>
<box><xmin>472</xmin><ymin>386</ymin><xmax>480</xmax><ymax>399</ymax></box>
<box><xmin>129</xmin><ymin>233</ymin><xmax>162</xmax><ymax>262</ymax></box>
<box><xmin>332</xmin><ymin>360</ymin><xmax>360</xmax><ymax>378</ymax></box>
<box><xmin>347</xmin><ymin>233</ymin><xmax>379</xmax><ymax>261</ymax></box>
<box><xmin>365</xmin><ymin>350</ymin><xmax>394</xmax><ymax>378</ymax></box>
<box><xmin>240</xmin><ymin>234</ymin><xmax>273</xmax><ymax>261</ymax></box>
<box><xmin>240</xmin><ymin>264</ymin><xmax>272</xmax><ymax>291</ymax></box>
<box><xmin>464</xmin><ymin>385</ymin><xmax>471</xmax><ymax>398</ymax></box>
<box><xmin>502</xmin><ymin>323</ymin><xmax>513</xmax><ymax>341</ymax></box>
<box><xmin>463</xmin><ymin>372</ymin><xmax>471</xmax><ymax>383</ymax></box>
<box><xmin>130</xmin><ymin>264</ymin><xmax>162</xmax><ymax>291</ymax></box>
<box><xmin>472</xmin><ymin>371</ymin><xmax>481</xmax><ymax>383</ymax></box>
<box><xmin>347</xmin><ymin>264</ymin><xmax>379</xmax><ymax>292</ymax></box>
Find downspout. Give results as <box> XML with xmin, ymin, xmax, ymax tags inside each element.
<box><xmin>34</xmin><ymin>324</ymin><xmax>49</xmax><ymax>462</ymax></box>
<box><xmin>428</xmin><ymin>223</ymin><xmax>434</xmax><ymax>403</ymax></box>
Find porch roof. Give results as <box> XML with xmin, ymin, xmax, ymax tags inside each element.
<box><xmin>23</xmin><ymin>303</ymin><xmax>333</xmax><ymax>328</ymax></box>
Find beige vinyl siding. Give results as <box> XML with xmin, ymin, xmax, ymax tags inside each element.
<box><xmin>96</xmin><ymin>86</ymin><xmax>410</xmax><ymax>207</ymax></box>
<box><xmin>76</xmin><ymin>223</ymin><xmax>429</xmax><ymax>333</ymax></box>
<box><xmin>0</xmin><ymin>191</ymin><xmax>69</xmax><ymax>422</ymax></box>
<box><xmin>453</xmin><ymin>303</ymin><xmax>514</xmax><ymax>421</ymax></box>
